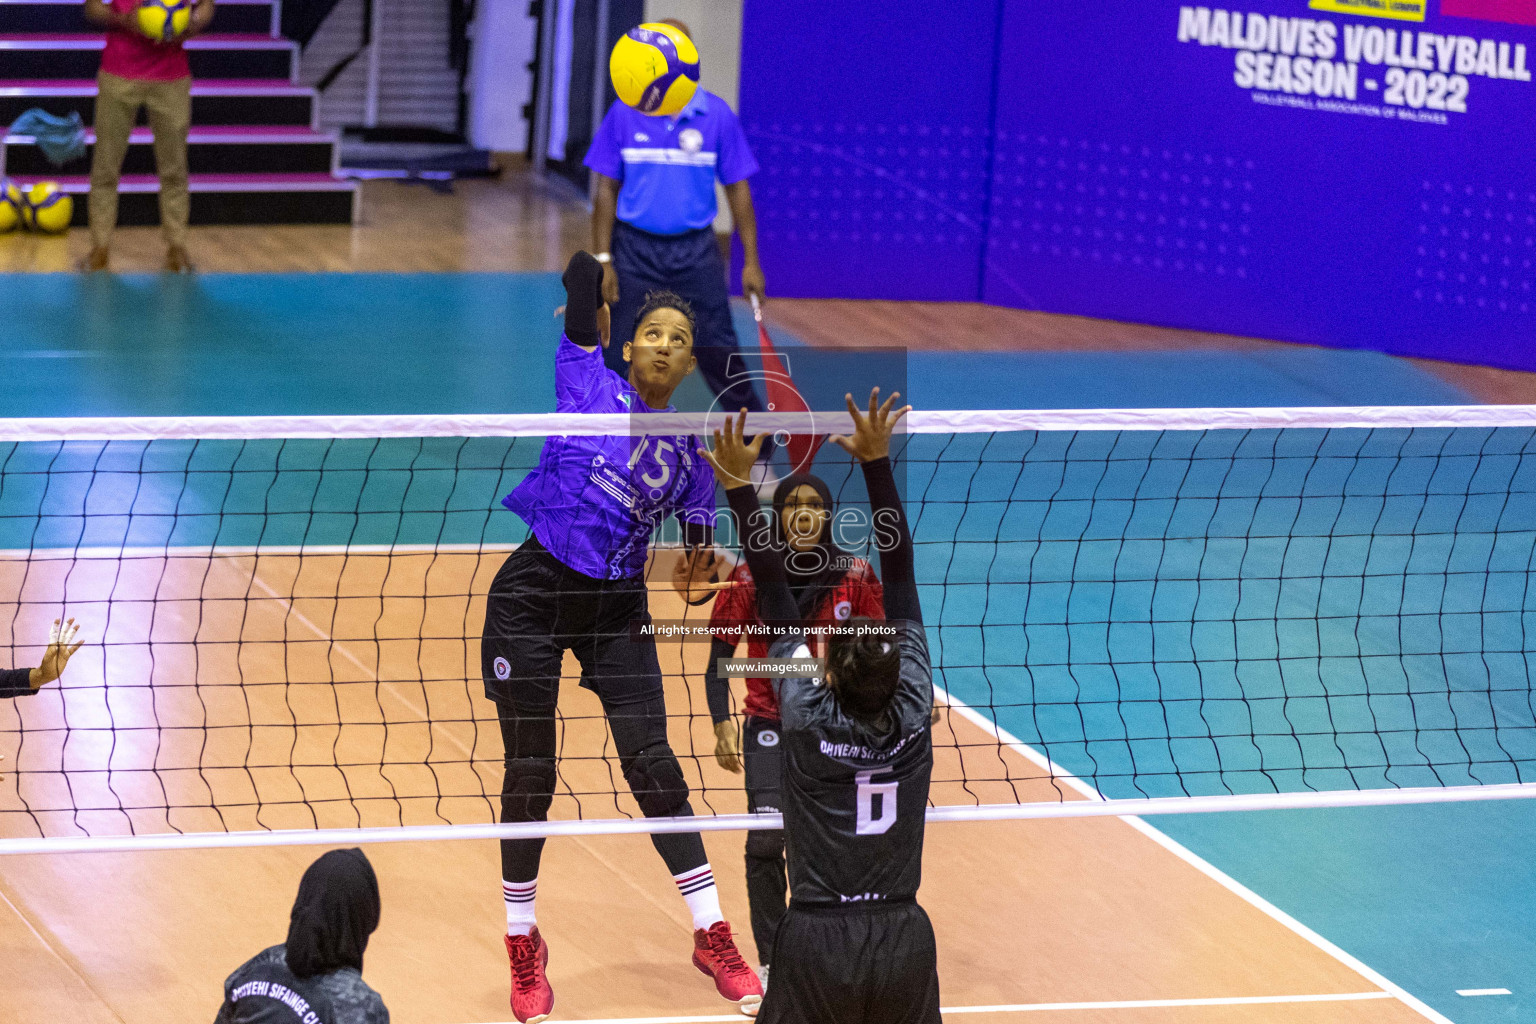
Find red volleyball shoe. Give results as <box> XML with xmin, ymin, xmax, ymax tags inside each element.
<box><xmin>692</xmin><ymin>920</ymin><xmax>763</xmax><ymax>1013</ymax></box>
<box><xmin>505</xmin><ymin>927</ymin><xmax>553</xmax><ymax>1023</ymax></box>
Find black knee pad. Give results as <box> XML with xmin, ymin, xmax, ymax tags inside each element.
<box><xmin>745</xmin><ymin>828</ymin><xmax>784</xmax><ymax>861</ymax></box>
<box><xmin>623</xmin><ymin>742</ymin><xmax>690</xmax><ymax>818</ymax></box>
<box><xmin>501</xmin><ymin>756</ymin><xmax>557</xmax><ymax>822</ymax></box>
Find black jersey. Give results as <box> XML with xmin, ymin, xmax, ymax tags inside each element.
<box><xmin>771</xmin><ymin>622</ymin><xmax>933</xmax><ymax>905</ymax></box>
<box><xmin>214</xmin><ymin>946</ymin><xmax>390</xmax><ymax>1024</ymax></box>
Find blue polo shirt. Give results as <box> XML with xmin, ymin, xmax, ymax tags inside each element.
<box><xmin>584</xmin><ymin>89</ymin><xmax>759</xmax><ymax>236</ymax></box>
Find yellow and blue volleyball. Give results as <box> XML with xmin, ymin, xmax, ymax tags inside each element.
<box><xmin>0</xmin><ymin>179</ymin><xmax>22</xmax><ymax>233</ymax></box>
<box><xmin>136</xmin><ymin>0</ymin><xmax>192</xmax><ymax>42</ymax></box>
<box><xmin>609</xmin><ymin>23</ymin><xmax>700</xmax><ymax>117</ymax></box>
<box><xmin>22</xmin><ymin>182</ymin><xmax>73</xmax><ymax>234</ymax></box>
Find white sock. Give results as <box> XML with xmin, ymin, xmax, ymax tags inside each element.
<box><xmin>674</xmin><ymin>865</ymin><xmax>723</xmax><ymax>931</ymax></box>
<box><xmin>503</xmin><ymin>879</ymin><xmax>537</xmax><ymax>936</ymax></box>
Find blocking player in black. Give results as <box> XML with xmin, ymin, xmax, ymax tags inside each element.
<box><xmin>698</xmin><ymin>391</ymin><xmax>940</xmax><ymax>1024</ymax></box>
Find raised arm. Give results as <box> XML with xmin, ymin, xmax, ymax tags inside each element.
<box><xmin>829</xmin><ymin>390</ymin><xmax>919</xmax><ymax>625</ymax></box>
<box><xmin>699</xmin><ymin>411</ymin><xmax>800</xmax><ymax>632</ymax></box>
<box><xmin>561</xmin><ymin>250</ymin><xmax>610</xmax><ymax>351</ymax></box>
<box><xmin>1</xmin><ymin>619</ymin><xmax>83</xmax><ymax>698</ymax></box>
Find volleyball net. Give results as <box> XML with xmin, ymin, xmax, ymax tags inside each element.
<box><xmin>3</xmin><ymin>407</ymin><xmax>1536</xmax><ymax>854</ymax></box>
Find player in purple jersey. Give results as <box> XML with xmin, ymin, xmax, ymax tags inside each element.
<box><xmin>482</xmin><ymin>251</ymin><xmax>761</xmax><ymax>1023</ymax></box>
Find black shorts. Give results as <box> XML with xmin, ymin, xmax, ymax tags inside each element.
<box><xmin>744</xmin><ymin>715</ymin><xmax>784</xmax><ymax>814</ymax></box>
<box><xmin>758</xmin><ymin>899</ymin><xmax>941</xmax><ymax>1024</ymax></box>
<box><xmin>480</xmin><ymin>537</ymin><xmax>662</xmax><ymax>710</ymax></box>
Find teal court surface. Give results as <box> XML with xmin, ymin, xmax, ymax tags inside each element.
<box><xmin>1</xmin><ymin>272</ymin><xmax>1532</xmax><ymax>1023</ymax></box>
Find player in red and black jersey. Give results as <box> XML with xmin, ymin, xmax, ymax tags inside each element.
<box><xmin>701</xmin><ymin>473</ymin><xmax>884</xmax><ymax>983</ymax></box>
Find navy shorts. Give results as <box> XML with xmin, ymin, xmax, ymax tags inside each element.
<box><xmin>758</xmin><ymin>899</ymin><xmax>941</xmax><ymax>1024</ymax></box>
<box><xmin>480</xmin><ymin>537</ymin><xmax>662</xmax><ymax>710</ymax></box>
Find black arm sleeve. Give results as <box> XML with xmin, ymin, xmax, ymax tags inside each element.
<box><xmin>679</xmin><ymin>522</ymin><xmax>715</xmax><ymax>552</ymax></box>
<box><xmin>863</xmin><ymin>456</ymin><xmax>921</xmax><ymax>626</ymax></box>
<box><xmin>724</xmin><ymin>484</ymin><xmax>800</xmax><ymax>632</ymax></box>
<box><xmin>0</xmin><ymin>667</ymin><xmax>34</xmax><ymax>699</ymax></box>
<box><xmin>562</xmin><ymin>251</ymin><xmax>605</xmax><ymax>349</ymax></box>
<box><xmin>703</xmin><ymin>637</ymin><xmax>736</xmax><ymax>724</ymax></box>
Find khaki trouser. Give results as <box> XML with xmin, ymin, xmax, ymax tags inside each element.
<box><xmin>89</xmin><ymin>70</ymin><xmax>192</xmax><ymax>249</ymax></box>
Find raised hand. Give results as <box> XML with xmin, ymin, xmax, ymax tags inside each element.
<box><xmin>829</xmin><ymin>388</ymin><xmax>911</xmax><ymax>464</ymax></box>
<box><xmin>671</xmin><ymin>547</ymin><xmax>734</xmax><ymax>604</ymax></box>
<box><xmin>561</xmin><ymin>250</ymin><xmax>610</xmax><ymax>349</ymax></box>
<box><xmin>698</xmin><ymin>409</ymin><xmax>766</xmax><ymax>491</ymax></box>
<box><xmin>31</xmin><ymin>618</ymin><xmax>83</xmax><ymax>689</ymax></box>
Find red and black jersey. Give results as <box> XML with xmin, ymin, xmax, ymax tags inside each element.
<box><xmin>709</xmin><ymin>558</ymin><xmax>884</xmax><ymax>721</ymax></box>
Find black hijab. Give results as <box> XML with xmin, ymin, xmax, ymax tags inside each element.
<box><xmin>772</xmin><ymin>473</ymin><xmax>854</xmax><ymax>619</ymax></box>
<box><xmin>285</xmin><ymin>848</ymin><xmax>381</xmax><ymax>978</ymax></box>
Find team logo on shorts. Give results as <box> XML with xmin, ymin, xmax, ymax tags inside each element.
<box><xmin>833</xmin><ymin>600</ymin><xmax>852</xmax><ymax>621</ymax></box>
<box><xmin>494</xmin><ymin>657</ymin><xmax>511</xmax><ymax>681</ymax></box>
<box><xmin>679</xmin><ymin>128</ymin><xmax>704</xmax><ymax>153</ymax></box>
<box><xmin>758</xmin><ymin>730</ymin><xmax>779</xmax><ymax>748</ymax></box>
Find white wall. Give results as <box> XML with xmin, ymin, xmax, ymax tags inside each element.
<box><xmin>643</xmin><ymin>0</ymin><xmax>743</xmax><ymax>108</ymax></box>
<box><xmin>469</xmin><ymin>0</ymin><xmax>539</xmax><ymax>152</ymax></box>
<box><xmin>644</xmin><ymin>0</ymin><xmax>744</xmax><ymax>230</ymax></box>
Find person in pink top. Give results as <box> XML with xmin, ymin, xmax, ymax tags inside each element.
<box><xmin>80</xmin><ymin>0</ymin><xmax>214</xmax><ymax>273</ymax></box>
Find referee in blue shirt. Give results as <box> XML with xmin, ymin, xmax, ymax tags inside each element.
<box><xmin>585</xmin><ymin>19</ymin><xmax>773</xmax><ymax>467</ymax></box>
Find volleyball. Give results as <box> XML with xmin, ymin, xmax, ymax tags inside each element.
<box><xmin>136</xmin><ymin>0</ymin><xmax>192</xmax><ymax>42</ymax></box>
<box><xmin>609</xmin><ymin>22</ymin><xmax>699</xmax><ymax>117</ymax></box>
<box><xmin>23</xmin><ymin>182</ymin><xmax>73</xmax><ymax>234</ymax></box>
<box><xmin>0</xmin><ymin>180</ymin><xmax>22</xmax><ymax>233</ymax></box>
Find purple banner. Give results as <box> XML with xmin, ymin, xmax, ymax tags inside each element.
<box><xmin>739</xmin><ymin>1</ymin><xmax>1536</xmax><ymax>369</ymax></box>
<box><xmin>737</xmin><ymin>0</ymin><xmax>1002</xmax><ymax>301</ymax></box>
<box><xmin>982</xmin><ymin>1</ymin><xmax>1536</xmax><ymax>367</ymax></box>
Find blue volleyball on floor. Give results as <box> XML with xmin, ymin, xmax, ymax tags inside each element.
<box><xmin>609</xmin><ymin>23</ymin><xmax>700</xmax><ymax>117</ymax></box>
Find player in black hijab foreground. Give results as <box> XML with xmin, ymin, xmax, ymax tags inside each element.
<box><xmin>214</xmin><ymin>848</ymin><xmax>389</xmax><ymax>1024</ymax></box>
<box><xmin>698</xmin><ymin>391</ymin><xmax>941</xmax><ymax>1024</ymax></box>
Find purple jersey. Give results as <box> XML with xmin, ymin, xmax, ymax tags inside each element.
<box><xmin>502</xmin><ymin>335</ymin><xmax>717</xmax><ymax>580</ymax></box>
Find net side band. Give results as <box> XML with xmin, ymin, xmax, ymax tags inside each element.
<box><xmin>3</xmin><ymin>405</ymin><xmax>1536</xmax><ymax>441</ymax></box>
<box><xmin>2</xmin><ymin>782</ymin><xmax>1532</xmax><ymax>856</ymax></box>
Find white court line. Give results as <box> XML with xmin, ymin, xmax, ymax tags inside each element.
<box><xmin>464</xmin><ymin>991</ymin><xmax>1394</xmax><ymax>1024</ymax></box>
<box><xmin>945</xmin><ymin>992</ymin><xmax>1395</xmax><ymax>1013</ymax></box>
<box><xmin>1456</xmin><ymin>988</ymin><xmax>1511</xmax><ymax>997</ymax></box>
<box><xmin>233</xmin><ymin>556</ymin><xmax>479</xmax><ymax>762</ymax></box>
<box><xmin>935</xmin><ymin>688</ymin><xmax>1456</xmax><ymax>1024</ymax></box>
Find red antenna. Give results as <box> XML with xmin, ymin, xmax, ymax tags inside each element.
<box><xmin>751</xmin><ymin>294</ymin><xmax>823</xmax><ymax>474</ymax></box>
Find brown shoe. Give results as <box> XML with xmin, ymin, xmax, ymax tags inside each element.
<box><xmin>77</xmin><ymin>247</ymin><xmax>110</xmax><ymax>273</ymax></box>
<box><xmin>164</xmin><ymin>246</ymin><xmax>195</xmax><ymax>274</ymax></box>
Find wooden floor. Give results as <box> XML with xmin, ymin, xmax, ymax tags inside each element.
<box><xmin>4</xmin><ymin>159</ymin><xmax>1533</xmax><ymax>404</ymax></box>
<box><xmin>0</xmin><ymin>160</ymin><xmax>1489</xmax><ymax>1023</ymax></box>
<box><xmin>0</xmin><ymin>172</ymin><xmax>591</xmax><ymax>275</ymax></box>
<box><xmin>0</xmin><ymin>550</ymin><xmax>1426</xmax><ymax>1023</ymax></box>
<box><xmin>762</xmin><ymin>298</ymin><xmax>1536</xmax><ymax>405</ymax></box>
